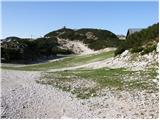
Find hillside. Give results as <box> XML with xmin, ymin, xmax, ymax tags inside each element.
<box><xmin>1</xmin><ymin>37</ymin><xmax>72</xmax><ymax>63</ymax></box>
<box><xmin>115</xmin><ymin>23</ymin><xmax>159</xmax><ymax>55</ymax></box>
<box><xmin>1</xmin><ymin>27</ymin><xmax>121</xmax><ymax>63</ymax></box>
<box><xmin>45</xmin><ymin>27</ymin><xmax>121</xmax><ymax>50</ymax></box>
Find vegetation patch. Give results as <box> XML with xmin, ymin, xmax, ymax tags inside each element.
<box><xmin>1</xmin><ymin>37</ymin><xmax>72</xmax><ymax>62</ymax></box>
<box><xmin>37</xmin><ymin>68</ymin><xmax>158</xmax><ymax>99</ymax></box>
<box><xmin>115</xmin><ymin>23</ymin><xmax>159</xmax><ymax>56</ymax></box>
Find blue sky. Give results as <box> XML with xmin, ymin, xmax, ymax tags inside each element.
<box><xmin>1</xmin><ymin>1</ymin><xmax>159</xmax><ymax>38</ymax></box>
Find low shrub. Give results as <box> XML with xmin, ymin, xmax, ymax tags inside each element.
<box><xmin>141</xmin><ymin>45</ymin><xmax>157</xmax><ymax>55</ymax></box>
<box><xmin>130</xmin><ymin>47</ymin><xmax>143</xmax><ymax>53</ymax></box>
<box><xmin>114</xmin><ymin>48</ymin><xmax>126</xmax><ymax>56</ymax></box>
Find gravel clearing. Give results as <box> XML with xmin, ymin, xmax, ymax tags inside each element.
<box><xmin>1</xmin><ymin>69</ymin><xmax>159</xmax><ymax>119</ymax></box>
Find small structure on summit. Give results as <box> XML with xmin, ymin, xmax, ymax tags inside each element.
<box><xmin>126</xmin><ymin>28</ymin><xmax>143</xmax><ymax>38</ymax></box>
<box><xmin>63</xmin><ymin>26</ymin><xmax>66</xmax><ymax>29</ymax></box>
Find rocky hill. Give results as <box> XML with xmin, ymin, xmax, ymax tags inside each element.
<box><xmin>44</xmin><ymin>27</ymin><xmax>121</xmax><ymax>50</ymax></box>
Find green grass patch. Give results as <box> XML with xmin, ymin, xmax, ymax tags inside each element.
<box><xmin>2</xmin><ymin>51</ymin><xmax>114</xmax><ymax>71</ymax></box>
<box><xmin>1</xmin><ymin>66</ymin><xmax>41</xmax><ymax>71</ymax></box>
<box><xmin>37</xmin><ymin>67</ymin><xmax>158</xmax><ymax>99</ymax></box>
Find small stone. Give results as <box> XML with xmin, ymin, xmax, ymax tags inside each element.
<box><xmin>89</xmin><ymin>108</ymin><xmax>92</xmax><ymax>111</ymax></box>
<box><xmin>120</xmin><ymin>107</ymin><xmax>124</xmax><ymax>109</ymax></box>
<box><xmin>98</xmin><ymin>111</ymin><xmax>101</xmax><ymax>114</ymax></box>
<box><xmin>22</xmin><ymin>105</ymin><xmax>26</xmax><ymax>109</ymax></box>
<box><xmin>117</xmin><ymin>114</ymin><xmax>121</xmax><ymax>117</ymax></box>
<box><xmin>81</xmin><ymin>102</ymin><xmax>85</xmax><ymax>105</ymax></box>
<box><xmin>152</xmin><ymin>79</ymin><xmax>157</xmax><ymax>83</ymax></box>
<box><xmin>91</xmin><ymin>93</ymin><xmax>94</xmax><ymax>97</ymax></box>
<box><xmin>12</xmin><ymin>89</ymin><xmax>15</xmax><ymax>91</ymax></box>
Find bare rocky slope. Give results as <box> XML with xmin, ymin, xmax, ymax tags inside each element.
<box><xmin>85</xmin><ymin>50</ymin><xmax>158</xmax><ymax>71</ymax></box>
<box><xmin>56</xmin><ymin>37</ymin><xmax>94</xmax><ymax>54</ymax></box>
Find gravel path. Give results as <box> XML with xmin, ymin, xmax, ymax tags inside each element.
<box><xmin>1</xmin><ymin>70</ymin><xmax>159</xmax><ymax>119</ymax></box>
<box><xmin>1</xmin><ymin>70</ymin><xmax>89</xmax><ymax>119</ymax></box>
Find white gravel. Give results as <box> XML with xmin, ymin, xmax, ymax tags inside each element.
<box><xmin>84</xmin><ymin>50</ymin><xmax>158</xmax><ymax>71</ymax></box>
<box><xmin>1</xmin><ymin>69</ymin><xmax>159</xmax><ymax>119</ymax></box>
<box><xmin>1</xmin><ymin>70</ymin><xmax>88</xmax><ymax>118</ymax></box>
